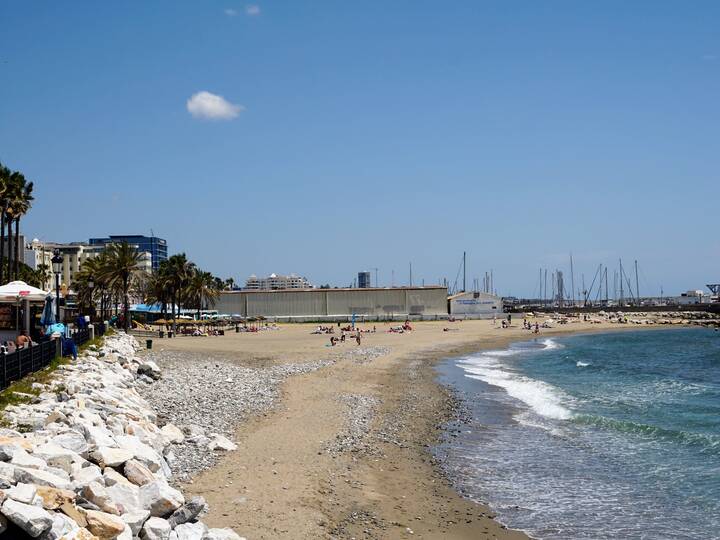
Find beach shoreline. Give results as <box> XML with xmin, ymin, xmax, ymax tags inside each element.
<box><xmin>147</xmin><ymin>319</ymin><xmax>675</xmax><ymax>539</ymax></box>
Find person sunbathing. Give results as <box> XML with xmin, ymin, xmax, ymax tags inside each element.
<box><xmin>16</xmin><ymin>330</ymin><xmax>31</xmax><ymax>348</ymax></box>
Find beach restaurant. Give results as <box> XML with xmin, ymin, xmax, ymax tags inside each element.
<box><xmin>0</xmin><ymin>280</ymin><xmax>49</xmax><ymax>343</ymax></box>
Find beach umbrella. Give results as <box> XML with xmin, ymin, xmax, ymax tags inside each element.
<box><xmin>0</xmin><ymin>280</ymin><xmax>48</xmax><ymax>302</ymax></box>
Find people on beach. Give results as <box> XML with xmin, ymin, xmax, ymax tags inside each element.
<box><xmin>16</xmin><ymin>330</ymin><xmax>30</xmax><ymax>348</ymax></box>
<box><xmin>356</xmin><ymin>333</ymin><xmax>361</xmax><ymax>345</ymax></box>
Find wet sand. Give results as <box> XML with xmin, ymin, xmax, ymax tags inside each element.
<box><xmin>152</xmin><ymin>318</ymin><xmax>638</xmax><ymax>539</ymax></box>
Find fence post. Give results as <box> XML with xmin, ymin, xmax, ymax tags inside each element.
<box><xmin>55</xmin><ymin>338</ymin><xmax>62</xmax><ymax>359</ymax></box>
<box><xmin>89</xmin><ymin>324</ymin><xmax>95</xmax><ymax>342</ymax></box>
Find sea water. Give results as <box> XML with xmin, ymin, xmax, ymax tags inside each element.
<box><xmin>436</xmin><ymin>328</ymin><xmax>720</xmax><ymax>540</ymax></box>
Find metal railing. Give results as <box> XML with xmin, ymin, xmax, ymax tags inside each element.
<box><xmin>1</xmin><ymin>339</ymin><xmax>57</xmax><ymax>391</ymax></box>
<box><xmin>0</xmin><ymin>322</ymin><xmax>109</xmax><ymax>392</ymax></box>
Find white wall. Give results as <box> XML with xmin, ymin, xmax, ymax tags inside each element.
<box><xmin>449</xmin><ymin>291</ymin><xmax>502</xmax><ymax>318</ymax></box>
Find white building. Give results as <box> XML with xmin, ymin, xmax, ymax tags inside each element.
<box><xmin>245</xmin><ymin>273</ymin><xmax>313</xmax><ymax>290</ymax></box>
<box><xmin>27</xmin><ymin>239</ymin><xmax>152</xmax><ymax>290</ymax></box>
<box><xmin>675</xmin><ymin>290</ymin><xmax>711</xmax><ymax>305</ymax></box>
<box><xmin>448</xmin><ymin>291</ymin><xmax>503</xmax><ymax>318</ymax></box>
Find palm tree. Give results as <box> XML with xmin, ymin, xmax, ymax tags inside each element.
<box><xmin>2</xmin><ymin>171</ymin><xmax>23</xmax><ymax>283</ymax></box>
<box><xmin>144</xmin><ymin>269</ymin><xmax>171</xmax><ymax>323</ymax></box>
<box><xmin>0</xmin><ymin>163</ymin><xmax>10</xmax><ymax>284</ymax></box>
<box><xmin>12</xmin><ymin>178</ymin><xmax>33</xmax><ymax>280</ymax></box>
<box><xmin>187</xmin><ymin>270</ymin><xmax>220</xmax><ymax>319</ymax></box>
<box><xmin>162</xmin><ymin>253</ymin><xmax>195</xmax><ymax>332</ymax></box>
<box><xmin>28</xmin><ymin>263</ymin><xmax>51</xmax><ymax>290</ymax></box>
<box><xmin>101</xmin><ymin>242</ymin><xmax>144</xmax><ymax>331</ymax></box>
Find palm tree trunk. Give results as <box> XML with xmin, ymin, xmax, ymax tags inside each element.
<box><xmin>171</xmin><ymin>293</ymin><xmax>177</xmax><ymax>334</ymax></box>
<box><xmin>123</xmin><ymin>276</ymin><xmax>130</xmax><ymax>332</ymax></box>
<box><xmin>0</xmin><ymin>210</ymin><xmax>5</xmax><ymax>284</ymax></box>
<box><xmin>14</xmin><ymin>217</ymin><xmax>20</xmax><ymax>280</ymax></box>
<box><xmin>6</xmin><ymin>219</ymin><xmax>13</xmax><ymax>283</ymax></box>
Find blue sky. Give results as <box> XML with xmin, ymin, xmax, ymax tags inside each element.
<box><xmin>1</xmin><ymin>1</ymin><xmax>718</xmax><ymax>297</ymax></box>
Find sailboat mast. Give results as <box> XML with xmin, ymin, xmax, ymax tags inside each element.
<box><xmin>570</xmin><ymin>254</ymin><xmax>576</xmax><ymax>307</ymax></box>
<box><xmin>634</xmin><ymin>260</ymin><xmax>640</xmax><ymax>306</ymax></box>
<box><xmin>463</xmin><ymin>251</ymin><xmax>466</xmax><ymax>293</ymax></box>
<box><xmin>605</xmin><ymin>267</ymin><xmax>609</xmax><ymax>304</ymax></box>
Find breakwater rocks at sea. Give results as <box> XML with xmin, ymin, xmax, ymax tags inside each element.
<box><xmin>536</xmin><ymin>310</ymin><xmax>720</xmax><ymax>328</ymax></box>
<box><xmin>0</xmin><ymin>332</ymin><xmax>244</xmax><ymax>540</ymax></box>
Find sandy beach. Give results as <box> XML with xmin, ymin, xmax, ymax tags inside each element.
<box><xmin>146</xmin><ymin>318</ymin><xmax>652</xmax><ymax>539</ymax></box>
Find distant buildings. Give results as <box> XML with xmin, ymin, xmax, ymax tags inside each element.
<box><xmin>675</xmin><ymin>290</ymin><xmax>711</xmax><ymax>305</ymax></box>
<box><xmin>25</xmin><ymin>237</ymin><xmax>155</xmax><ymax>289</ymax></box>
<box><xmin>358</xmin><ymin>271</ymin><xmax>371</xmax><ymax>288</ymax></box>
<box><xmin>244</xmin><ymin>273</ymin><xmax>312</xmax><ymax>290</ymax></box>
<box><xmin>89</xmin><ymin>235</ymin><xmax>167</xmax><ymax>271</ymax></box>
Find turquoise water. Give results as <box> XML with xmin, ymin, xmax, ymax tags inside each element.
<box><xmin>436</xmin><ymin>328</ymin><xmax>720</xmax><ymax>539</ymax></box>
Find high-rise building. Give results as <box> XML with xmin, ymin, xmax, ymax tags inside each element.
<box><xmin>89</xmin><ymin>235</ymin><xmax>167</xmax><ymax>271</ymax></box>
<box><xmin>358</xmin><ymin>271</ymin><xmax>371</xmax><ymax>288</ymax></box>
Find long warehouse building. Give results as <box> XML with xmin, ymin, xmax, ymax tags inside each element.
<box><xmin>216</xmin><ymin>286</ymin><xmax>449</xmax><ymax>321</ymax></box>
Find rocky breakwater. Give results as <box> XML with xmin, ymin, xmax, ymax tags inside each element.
<box><xmin>0</xmin><ymin>332</ymin><xmax>244</xmax><ymax>540</ymax></box>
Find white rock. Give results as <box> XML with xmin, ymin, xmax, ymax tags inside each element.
<box><xmin>117</xmin><ymin>523</ymin><xmax>133</xmax><ymax>540</ymax></box>
<box><xmin>0</xmin><ymin>462</ymin><xmax>15</xmax><ymax>485</ymax></box>
<box><xmin>33</xmin><ymin>443</ymin><xmax>80</xmax><ymax>475</ymax></box>
<box><xmin>4</xmin><ymin>482</ymin><xmax>37</xmax><ymax>504</ymax></box>
<box><xmin>85</xmin><ymin>425</ymin><xmax>117</xmax><ymax>448</ymax></box>
<box><xmin>159</xmin><ymin>424</ymin><xmax>184</xmax><ymax>444</ymax></box>
<box><xmin>141</xmin><ymin>516</ymin><xmax>171</xmax><ymax>540</ymax></box>
<box><xmin>72</xmin><ymin>464</ymin><xmax>104</xmax><ymax>487</ymax></box>
<box><xmin>106</xmin><ymin>482</ymin><xmax>142</xmax><ymax>515</ymax></box>
<box><xmin>115</xmin><ymin>435</ymin><xmax>170</xmax><ymax>477</ymax></box>
<box><xmin>207</xmin><ymin>435</ymin><xmax>237</xmax><ymax>452</ymax></box>
<box><xmin>173</xmin><ymin>521</ymin><xmax>206</xmax><ymax>540</ymax></box>
<box><xmin>1</xmin><ymin>498</ymin><xmax>54</xmax><ymax>537</ymax></box>
<box><xmin>140</xmin><ymin>481</ymin><xmax>184</xmax><ymax>517</ymax></box>
<box><xmin>14</xmin><ymin>467</ymin><xmax>73</xmax><ymax>490</ymax></box>
<box><xmin>122</xmin><ymin>509</ymin><xmax>151</xmax><ymax>536</ymax></box>
<box><xmin>38</xmin><ymin>511</ymin><xmax>80</xmax><ymax>540</ymax></box>
<box><xmin>83</xmin><ymin>481</ymin><xmax>120</xmax><ymax>515</ymax></box>
<box><xmin>91</xmin><ymin>446</ymin><xmax>134</xmax><ymax>468</ymax></box>
<box><xmin>50</xmin><ymin>431</ymin><xmax>89</xmax><ymax>457</ymax></box>
<box><xmin>203</xmin><ymin>528</ymin><xmax>246</xmax><ymax>540</ymax></box>
<box><xmin>138</xmin><ymin>361</ymin><xmax>162</xmax><ymax>380</ymax></box>
<box><xmin>10</xmin><ymin>447</ymin><xmax>47</xmax><ymax>469</ymax></box>
<box><xmin>104</xmin><ymin>467</ymin><xmax>133</xmax><ymax>487</ymax></box>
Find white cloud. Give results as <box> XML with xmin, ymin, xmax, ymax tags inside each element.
<box><xmin>245</xmin><ymin>4</ymin><xmax>260</xmax><ymax>16</ymax></box>
<box><xmin>186</xmin><ymin>91</ymin><xmax>244</xmax><ymax>120</ymax></box>
<box><xmin>224</xmin><ymin>8</ymin><xmax>238</xmax><ymax>16</ymax></box>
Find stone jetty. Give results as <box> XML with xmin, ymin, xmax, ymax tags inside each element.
<box><xmin>0</xmin><ymin>332</ymin><xmax>245</xmax><ymax>540</ymax></box>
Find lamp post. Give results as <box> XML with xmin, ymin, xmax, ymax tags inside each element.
<box><xmin>51</xmin><ymin>250</ymin><xmax>63</xmax><ymax>323</ymax></box>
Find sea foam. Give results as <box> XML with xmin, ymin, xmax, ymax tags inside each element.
<box><xmin>459</xmin><ymin>344</ymin><xmax>573</xmax><ymax>420</ymax></box>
